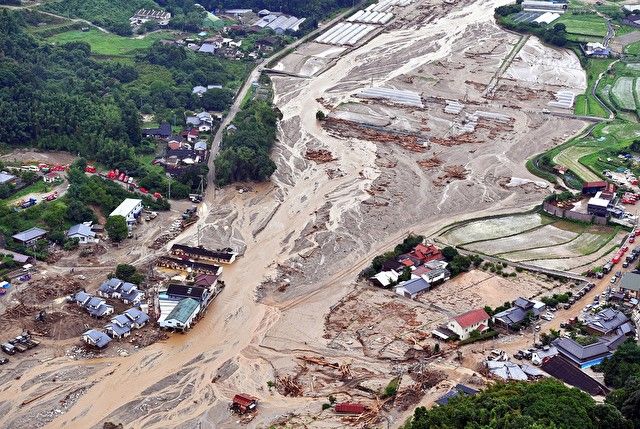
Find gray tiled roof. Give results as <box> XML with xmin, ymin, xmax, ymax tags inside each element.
<box><xmin>399</xmin><ymin>277</ymin><xmax>430</xmax><ymax>294</ymax></box>
<box><xmin>12</xmin><ymin>227</ymin><xmax>47</xmax><ymax>242</ymax></box>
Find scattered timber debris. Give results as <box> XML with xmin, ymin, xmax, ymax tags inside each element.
<box><xmin>417</xmin><ymin>156</ymin><xmax>443</xmax><ymax>168</ymax></box>
<box><xmin>323</xmin><ymin>118</ymin><xmax>426</xmax><ymax>152</ymax></box>
<box><xmin>305</xmin><ymin>149</ymin><xmax>337</xmax><ymax>163</ymax></box>
<box><xmin>276</xmin><ymin>374</ymin><xmax>304</xmax><ymax>397</ymax></box>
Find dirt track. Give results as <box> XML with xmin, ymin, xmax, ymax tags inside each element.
<box><xmin>0</xmin><ymin>0</ymin><xmax>596</xmax><ymax>428</ymax></box>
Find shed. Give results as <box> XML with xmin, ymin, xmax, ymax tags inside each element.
<box><xmin>232</xmin><ymin>393</ymin><xmax>258</xmax><ymax>414</ymax></box>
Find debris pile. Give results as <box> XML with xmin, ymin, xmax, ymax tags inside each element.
<box><xmin>305</xmin><ymin>149</ymin><xmax>337</xmax><ymax>163</ymax></box>
<box><xmin>276</xmin><ymin>374</ymin><xmax>304</xmax><ymax>397</ymax></box>
<box><xmin>323</xmin><ymin>118</ymin><xmax>426</xmax><ymax>152</ymax></box>
<box><xmin>417</xmin><ymin>156</ymin><xmax>443</xmax><ymax>168</ymax></box>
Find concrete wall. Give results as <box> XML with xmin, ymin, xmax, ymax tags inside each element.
<box><xmin>542</xmin><ymin>202</ymin><xmax>607</xmax><ymax>225</ymax></box>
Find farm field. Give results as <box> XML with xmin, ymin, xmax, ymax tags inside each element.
<box><xmin>439</xmin><ymin>213</ymin><xmax>553</xmax><ymax>245</ymax></box>
<box><xmin>439</xmin><ymin>212</ymin><xmax>621</xmax><ymax>272</ymax></box>
<box><xmin>552</xmin><ymin>144</ymin><xmax>602</xmax><ymax>182</ymax></box>
<box><xmin>556</xmin><ymin>13</ymin><xmax>608</xmax><ymax>38</ymax></box>
<box><xmin>46</xmin><ymin>29</ymin><xmax>175</xmax><ymax>56</ymax></box>
<box><xmin>576</xmin><ymin>58</ymin><xmax>612</xmax><ymax>117</ymax></box>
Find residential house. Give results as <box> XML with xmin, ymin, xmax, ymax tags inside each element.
<box><xmin>186</xmin><ymin>128</ymin><xmax>199</xmax><ymax>143</ymax></box>
<box><xmin>226</xmin><ymin>124</ymin><xmax>237</xmax><ymax>133</ymax></box>
<box><xmin>104</xmin><ymin>314</ymin><xmax>132</xmax><ymax>339</ymax></box>
<box><xmin>409</xmin><ymin>243</ymin><xmax>444</xmax><ymax>264</ymax></box>
<box><xmin>120</xmin><ymin>282</ymin><xmax>145</xmax><ymax>305</ymax></box>
<box><xmin>82</xmin><ymin>329</ymin><xmax>112</xmax><ymax>349</ymax></box>
<box><xmin>552</xmin><ymin>335</ymin><xmax>627</xmax><ymax>368</ymax></box>
<box><xmin>109</xmin><ymin>198</ymin><xmax>143</xmax><ymax>230</ymax></box>
<box><xmin>492</xmin><ymin>297</ymin><xmax>546</xmax><ymax>330</ymax></box>
<box><xmin>194</xmin><ymin>273</ymin><xmax>219</xmax><ymax>290</ymax></box>
<box><xmin>66</xmin><ymin>224</ymin><xmax>98</xmax><ymax>244</ymax></box>
<box><xmin>620</xmin><ymin>272</ymin><xmax>640</xmax><ymax>299</ymax></box>
<box><xmin>194</xmin><ymin>141</ymin><xmax>208</xmax><ymax>157</ymax></box>
<box><xmin>584</xmin><ymin>308</ymin><xmax>634</xmax><ymax>336</ymax></box>
<box><xmin>584</xmin><ymin>42</ymin><xmax>610</xmax><ymax>58</ymax></box>
<box><xmin>395</xmin><ymin>277</ymin><xmax>430</xmax><ymax>299</ymax></box>
<box><xmin>0</xmin><ymin>249</ymin><xmax>33</xmax><ymax>264</ymax></box>
<box><xmin>158</xmin><ymin>297</ymin><xmax>201</xmax><ymax>331</ymax></box>
<box><xmin>12</xmin><ymin>227</ymin><xmax>47</xmax><ymax>247</ymax></box>
<box><xmin>142</xmin><ymin>122</ymin><xmax>171</xmax><ymax>139</ymax></box>
<box><xmin>446</xmin><ymin>308</ymin><xmax>490</xmax><ymax>340</ymax></box>
<box><xmin>74</xmin><ymin>292</ymin><xmax>114</xmax><ymax>318</ymax></box>
<box><xmin>105</xmin><ymin>307</ymin><xmax>150</xmax><ymax>338</ymax></box>
<box><xmin>97</xmin><ymin>278</ymin><xmax>124</xmax><ymax>299</ymax></box>
<box><xmin>541</xmin><ymin>355</ymin><xmax>609</xmax><ymax>395</ymax></box>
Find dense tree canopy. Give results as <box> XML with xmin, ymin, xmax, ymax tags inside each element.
<box><xmin>214</xmin><ymin>100</ymin><xmax>279</xmax><ymax>185</ymax></box>
<box><xmin>405</xmin><ymin>379</ymin><xmax>632</xmax><ymax>429</ymax></box>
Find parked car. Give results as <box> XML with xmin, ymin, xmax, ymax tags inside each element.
<box><xmin>0</xmin><ymin>357</ymin><xmax>8</xmax><ymax>365</ymax></box>
<box><xmin>1</xmin><ymin>343</ymin><xmax>15</xmax><ymax>355</ymax></box>
<box><xmin>623</xmin><ymin>261</ymin><xmax>630</xmax><ymax>268</ymax></box>
<box><xmin>611</xmin><ymin>277</ymin><xmax>618</xmax><ymax>284</ymax></box>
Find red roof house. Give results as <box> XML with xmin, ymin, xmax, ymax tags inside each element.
<box><xmin>447</xmin><ymin>308</ymin><xmax>490</xmax><ymax>340</ymax></box>
<box><xmin>410</xmin><ymin>244</ymin><xmax>443</xmax><ymax>264</ymax></box>
<box><xmin>335</xmin><ymin>402</ymin><xmax>365</xmax><ymax>414</ymax></box>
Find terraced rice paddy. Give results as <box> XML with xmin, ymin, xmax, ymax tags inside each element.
<box><xmin>440</xmin><ymin>213</ymin><xmax>552</xmax><ymax>245</ymax></box>
<box><xmin>439</xmin><ymin>213</ymin><xmax>621</xmax><ymax>272</ymax></box>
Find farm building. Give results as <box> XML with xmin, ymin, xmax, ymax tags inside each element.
<box><xmin>109</xmin><ymin>198</ymin><xmax>143</xmax><ymax>230</ymax></box>
<box><xmin>584</xmin><ymin>42</ymin><xmax>610</xmax><ymax>58</ymax></box>
<box><xmin>170</xmin><ymin>243</ymin><xmax>237</xmax><ymax>264</ymax></box>
<box><xmin>582</xmin><ymin>181</ymin><xmax>608</xmax><ymax>196</ymax></box>
<box><xmin>158</xmin><ymin>298</ymin><xmax>201</xmax><ymax>331</ymax></box>
<box><xmin>82</xmin><ymin>329</ymin><xmax>112</xmax><ymax>349</ymax></box>
<box><xmin>586</xmin><ymin>192</ymin><xmax>611</xmax><ymax>217</ymax></box>
<box><xmin>446</xmin><ymin>308</ymin><xmax>490</xmax><ymax>340</ymax></box>
<box><xmin>521</xmin><ymin>0</ymin><xmax>567</xmax><ymax>13</ymax></box>
<box><xmin>253</xmin><ymin>14</ymin><xmax>306</xmax><ymax>34</ymax></box>
<box><xmin>12</xmin><ymin>227</ymin><xmax>47</xmax><ymax>247</ymax></box>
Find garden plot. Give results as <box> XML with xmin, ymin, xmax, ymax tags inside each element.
<box><xmin>611</xmin><ymin>77</ymin><xmax>636</xmax><ymax>111</ymax></box>
<box><xmin>464</xmin><ymin>223</ymin><xmax>580</xmax><ymax>255</ymax></box>
<box><xmin>440</xmin><ymin>213</ymin><xmax>553</xmax><ymax>246</ymax></box>
<box><xmin>500</xmin><ymin>230</ymin><xmax>616</xmax><ymax>261</ymax></box>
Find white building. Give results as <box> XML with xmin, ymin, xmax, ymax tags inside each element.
<box><xmin>447</xmin><ymin>308</ymin><xmax>490</xmax><ymax>340</ymax></box>
<box><xmin>158</xmin><ymin>298</ymin><xmax>201</xmax><ymax>331</ymax></box>
<box><xmin>109</xmin><ymin>198</ymin><xmax>143</xmax><ymax>230</ymax></box>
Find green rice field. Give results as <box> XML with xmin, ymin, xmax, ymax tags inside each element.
<box><xmin>46</xmin><ymin>29</ymin><xmax>175</xmax><ymax>56</ymax></box>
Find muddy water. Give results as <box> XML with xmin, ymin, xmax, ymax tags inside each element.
<box><xmin>0</xmin><ymin>1</ymin><xmax>526</xmax><ymax>428</ymax></box>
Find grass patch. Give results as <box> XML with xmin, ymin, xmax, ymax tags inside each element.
<box><xmin>46</xmin><ymin>29</ymin><xmax>175</xmax><ymax>56</ymax></box>
<box><xmin>552</xmin><ymin>145</ymin><xmax>602</xmax><ymax>182</ymax></box>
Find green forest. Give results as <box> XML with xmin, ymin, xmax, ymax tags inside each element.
<box><xmin>214</xmin><ymin>100</ymin><xmax>279</xmax><ymax>186</ymax></box>
<box><xmin>404</xmin><ymin>379</ymin><xmax>632</xmax><ymax>429</ymax></box>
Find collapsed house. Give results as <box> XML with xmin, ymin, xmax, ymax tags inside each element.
<box><xmin>492</xmin><ymin>298</ymin><xmax>546</xmax><ymax>330</ymax></box>
<box><xmin>170</xmin><ymin>244</ymin><xmax>237</xmax><ymax>264</ymax></box>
